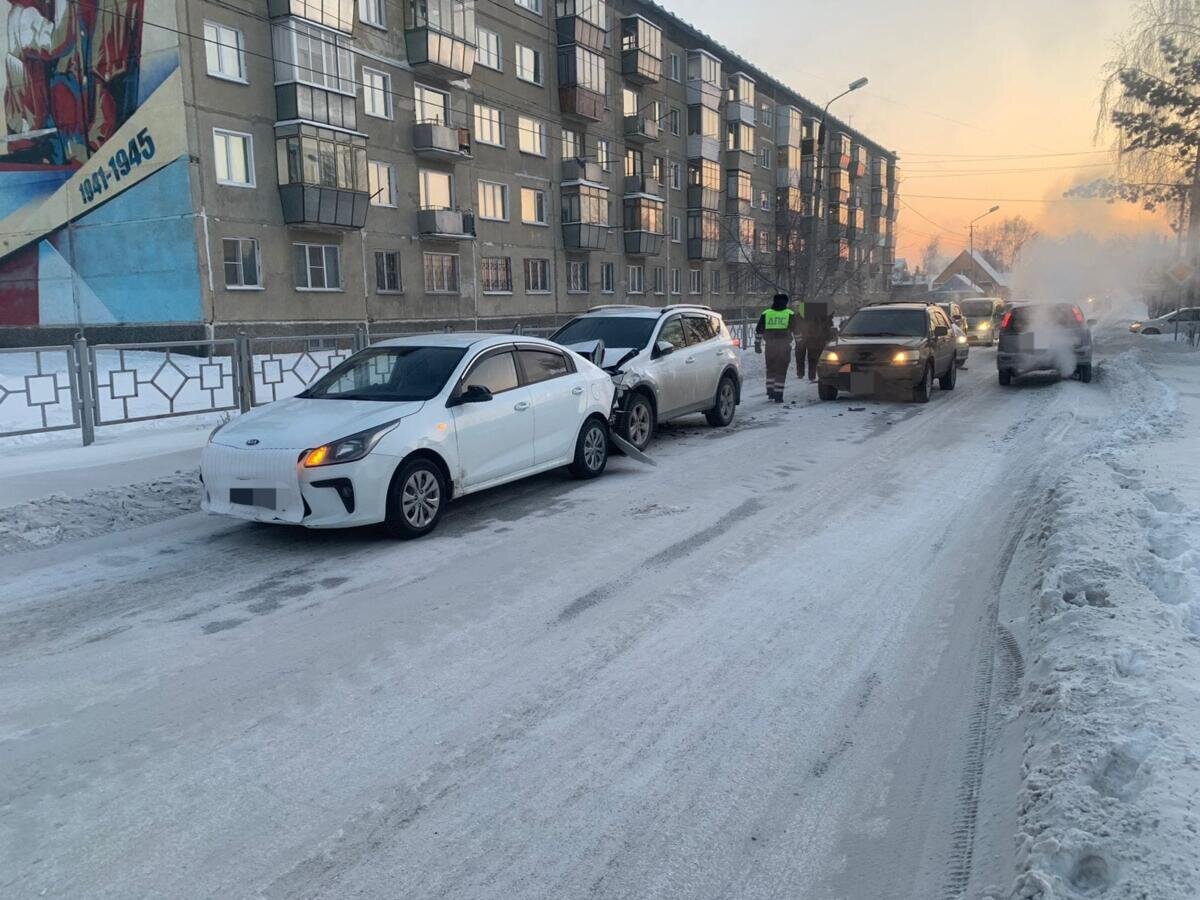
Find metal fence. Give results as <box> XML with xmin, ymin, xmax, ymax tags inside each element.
<box><xmin>1</xmin><ymin>317</ymin><xmax>764</xmax><ymax>447</ymax></box>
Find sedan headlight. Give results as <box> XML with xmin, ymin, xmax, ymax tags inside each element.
<box><xmin>302</xmin><ymin>420</ymin><xmax>402</xmax><ymax>468</ymax></box>
<box><xmin>956</xmin><ymin>335</ymin><xmax>968</xmax><ymax>345</ymax></box>
<box><xmin>207</xmin><ymin>421</ymin><xmax>227</xmax><ymax>444</ymax></box>
<box><xmin>977</xmin><ymin>321</ymin><xmax>992</xmax><ymax>331</ymax></box>
<box><xmin>892</xmin><ymin>350</ymin><xmax>921</xmax><ymax>365</ymax></box>
<box><xmin>820</xmin><ymin>350</ymin><xmax>840</xmax><ymax>363</ymax></box>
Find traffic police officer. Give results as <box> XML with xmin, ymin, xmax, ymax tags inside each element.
<box><xmin>755</xmin><ymin>293</ymin><xmax>800</xmax><ymax>402</ymax></box>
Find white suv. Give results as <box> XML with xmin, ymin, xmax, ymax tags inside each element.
<box><xmin>551</xmin><ymin>305</ymin><xmax>743</xmax><ymax>450</ymax></box>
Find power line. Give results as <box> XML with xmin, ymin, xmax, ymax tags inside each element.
<box><xmin>900</xmin><ymin>162</ymin><xmax>1117</xmax><ymax>179</ymax></box>
<box><xmin>897</xmin><ymin>149</ymin><xmax>1113</xmax><ymax>161</ymax></box>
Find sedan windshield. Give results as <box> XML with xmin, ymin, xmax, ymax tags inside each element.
<box><xmin>960</xmin><ymin>300</ymin><xmax>996</xmax><ymax>317</ymax></box>
<box><xmin>552</xmin><ymin>316</ymin><xmax>657</xmax><ymax>350</ymax></box>
<box><xmin>300</xmin><ymin>347</ymin><xmax>467</xmax><ymax>402</ymax></box>
<box><xmin>841</xmin><ymin>309</ymin><xmax>928</xmax><ymax>338</ymax></box>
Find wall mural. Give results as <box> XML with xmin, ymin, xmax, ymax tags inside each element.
<box><xmin>0</xmin><ymin>0</ymin><xmax>201</xmax><ymax>328</ymax></box>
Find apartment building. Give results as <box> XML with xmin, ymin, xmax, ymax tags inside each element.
<box><xmin>0</xmin><ymin>0</ymin><xmax>899</xmax><ymax>341</ymax></box>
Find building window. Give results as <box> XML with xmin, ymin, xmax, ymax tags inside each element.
<box><xmin>476</xmin><ymin>27</ymin><xmax>502</xmax><ymax>70</ymax></box>
<box><xmin>670</xmin><ymin>268</ymin><xmax>681</xmax><ymax>294</ymax></box>
<box><xmin>668</xmin><ymin>52</ymin><xmax>680</xmax><ymax>81</ymax></box>
<box><xmin>525</xmin><ymin>258</ymin><xmax>551</xmax><ymax>293</ymax></box>
<box><xmin>669</xmin><ymin>107</ymin><xmax>681</xmax><ymax>136</ymax></box>
<box><xmin>419</xmin><ymin>169</ymin><xmax>454</xmax><ymax>209</ymax></box>
<box><xmin>518</xmin><ymin>115</ymin><xmax>545</xmax><ymax>156</ymax></box>
<box><xmin>362</xmin><ymin>68</ymin><xmax>391</xmax><ymax>119</ymax></box>
<box><xmin>710</xmin><ymin>269</ymin><xmax>720</xmax><ymax>294</ymax></box>
<box><xmin>670</xmin><ymin>215</ymin><xmax>681</xmax><ymax>243</ymax></box>
<box><xmin>597</xmin><ymin>138</ymin><xmax>612</xmax><ymax>172</ymax></box>
<box><xmin>760</xmin><ymin>189</ymin><xmax>771</xmax><ymax>211</ymax></box>
<box><xmin>374</xmin><ymin>250</ymin><xmax>401</xmax><ymax>292</ymax></box>
<box><xmin>293</xmin><ymin>243</ymin><xmax>341</xmax><ymax>291</ymax></box>
<box><xmin>473</xmin><ymin>103</ymin><xmax>503</xmax><ymax>146</ymax></box>
<box><xmin>359</xmin><ymin>0</ymin><xmax>385</xmax><ymax>28</ymax></box>
<box><xmin>761</xmin><ymin>105</ymin><xmax>774</xmax><ymax>128</ymax></box>
<box><xmin>601</xmin><ymin>262</ymin><xmax>615</xmax><ymax>294</ymax></box>
<box><xmin>627</xmin><ymin>264</ymin><xmax>645</xmax><ymax>295</ymax></box>
<box><xmin>515</xmin><ymin>0</ymin><xmax>543</xmax><ymax>12</ymax></box>
<box><xmin>481</xmin><ymin>257</ymin><xmax>513</xmax><ymax>293</ymax></box>
<box><xmin>204</xmin><ymin>22</ymin><xmax>246</xmax><ymax>83</ymax></box>
<box><xmin>669</xmin><ymin>162</ymin><xmax>681</xmax><ymax>190</ymax></box>
<box><xmin>562</xmin><ymin>128</ymin><xmax>582</xmax><ymax>160</ymax></box>
<box><xmin>414</xmin><ymin>84</ymin><xmax>449</xmax><ymax>124</ymax></box>
<box><xmin>477</xmin><ymin>181</ymin><xmax>509</xmax><ymax>221</ymax></box>
<box><xmin>689</xmin><ymin>268</ymin><xmax>702</xmax><ymax>294</ymax></box>
<box><xmin>758</xmin><ymin>229</ymin><xmax>770</xmax><ymax>253</ymax></box>
<box><xmin>213</xmin><ymin>129</ymin><xmax>254</xmax><ymax>187</ymax></box>
<box><xmin>516</xmin><ymin>44</ymin><xmax>543</xmax><ymax>85</ymax></box>
<box><xmin>759</xmin><ymin>147</ymin><xmax>771</xmax><ymax>169</ymax></box>
<box><xmin>653</xmin><ymin>266</ymin><xmax>665</xmax><ymax>295</ymax></box>
<box><xmin>652</xmin><ymin>156</ymin><xmax>664</xmax><ymax>183</ymax></box>
<box><xmin>424</xmin><ymin>253</ymin><xmax>460</xmax><ymax>293</ymax></box>
<box><xmin>367</xmin><ymin>161</ymin><xmax>395</xmax><ymax>206</ymax></box>
<box><xmin>568</xmin><ymin>260</ymin><xmax>589</xmax><ymax>293</ymax></box>
<box><xmin>222</xmin><ymin>238</ymin><xmax>261</xmax><ymax>289</ymax></box>
<box><xmin>521</xmin><ymin>187</ymin><xmax>547</xmax><ymax>224</ymax></box>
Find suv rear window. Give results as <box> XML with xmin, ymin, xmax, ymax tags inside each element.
<box><xmin>1007</xmin><ymin>305</ymin><xmax>1080</xmax><ymax>332</ymax></box>
<box><xmin>551</xmin><ymin>316</ymin><xmax>656</xmax><ymax>350</ymax></box>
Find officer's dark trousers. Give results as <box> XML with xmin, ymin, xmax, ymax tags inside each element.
<box><xmin>764</xmin><ymin>335</ymin><xmax>792</xmax><ymax>399</ymax></box>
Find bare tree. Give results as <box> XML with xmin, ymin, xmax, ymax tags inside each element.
<box><xmin>921</xmin><ymin>237</ymin><xmax>942</xmax><ymax>279</ymax></box>
<box><xmin>974</xmin><ymin>215</ymin><xmax>1039</xmax><ymax>270</ymax></box>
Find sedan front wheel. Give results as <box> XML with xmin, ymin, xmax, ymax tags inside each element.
<box><xmin>385</xmin><ymin>458</ymin><xmax>446</xmax><ymax>539</ymax></box>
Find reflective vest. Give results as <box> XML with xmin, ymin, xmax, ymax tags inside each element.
<box><xmin>763</xmin><ymin>308</ymin><xmax>795</xmax><ymax>330</ymax></box>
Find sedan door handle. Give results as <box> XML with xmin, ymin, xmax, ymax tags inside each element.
<box><xmin>571</xmin><ymin>386</ymin><xmax>584</xmax><ymax>395</ymax></box>
<box><xmin>514</xmin><ymin>401</ymin><xmax>531</xmax><ymax>411</ymax></box>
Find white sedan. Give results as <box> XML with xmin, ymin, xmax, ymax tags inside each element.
<box><xmin>201</xmin><ymin>334</ymin><xmax>616</xmax><ymax>538</ymax></box>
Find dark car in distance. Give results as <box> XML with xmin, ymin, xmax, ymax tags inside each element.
<box><xmin>817</xmin><ymin>303</ymin><xmax>959</xmax><ymax>403</ymax></box>
<box><xmin>997</xmin><ymin>302</ymin><xmax>1094</xmax><ymax>385</ymax></box>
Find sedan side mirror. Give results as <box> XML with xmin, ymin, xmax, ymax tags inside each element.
<box><xmin>448</xmin><ymin>384</ymin><xmax>494</xmax><ymax>406</ymax></box>
<box><xmin>934</xmin><ymin>325</ymin><xmax>949</xmax><ymax>337</ymax></box>
<box><xmin>652</xmin><ymin>340</ymin><xmax>675</xmax><ymax>358</ymax></box>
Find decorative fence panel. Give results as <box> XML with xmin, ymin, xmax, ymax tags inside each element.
<box><xmin>0</xmin><ymin>345</ymin><xmax>81</xmax><ymax>438</ymax></box>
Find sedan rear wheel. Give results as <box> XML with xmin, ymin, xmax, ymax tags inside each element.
<box><xmin>385</xmin><ymin>459</ymin><xmax>446</xmax><ymax>539</ymax></box>
<box><xmin>569</xmin><ymin>418</ymin><xmax>609</xmax><ymax>479</ymax></box>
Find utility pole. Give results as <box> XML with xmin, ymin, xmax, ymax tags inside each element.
<box><xmin>805</xmin><ymin>78</ymin><xmax>868</xmax><ymax>306</ymax></box>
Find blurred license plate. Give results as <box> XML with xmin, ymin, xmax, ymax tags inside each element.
<box><xmin>230</xmin><ymin>488</ymin><xmax>276</xmax><ymax>509</ymax></box>
<box><xmin>850</xmin><ymin>371</ymin><xmax>875</xmax><ymax>393</ymax></box>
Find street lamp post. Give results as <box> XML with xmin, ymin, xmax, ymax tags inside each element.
<box><xmin>806</xmin><ymin>77</ymin><xmax>868</xmax><ymax>307</ymax></box>
<box><xmin>969</xmin><ymin>204</ymin><xmax>1000</xmax><ymax>261</ymax></box>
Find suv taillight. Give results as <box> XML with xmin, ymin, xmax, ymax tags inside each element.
<box><xmin>1001</xmin><ymin>311</ymin><xmax>1013</xmax><ymax>330</ymax></box>
<box><xmin>1072</xmin><ymin>306</ymin><xmax>1085</xmax><ymax>325</ymax></box>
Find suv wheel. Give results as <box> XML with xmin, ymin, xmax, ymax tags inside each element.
<box><xmin>622</xmin><ymin>393</ymin><xmax>654</xmax><ymax>451</ymax></box>
<box><xmin>912</xmin><ymin>363</ymin><xmax>933</xmax><ymax>403</ymax></box>
<box><xmin>705</xmin><ymin>375</ymin><xmax>737</xmax><ymax>427</ymax></box>
<box><xmin>1076</xmin><ymin>363</ymin><xmax>1093</xmax><ymax>384</ymax></box>
<box><xmin>998</xmin><ymin>369</ymin><xmax>1013</xmax><ymax>386</ymax></box>
<box><xmin>818</xmin><ymin>383</ymin><xmax>838</xmax><ymax>402</ymax></box>
<box><xmin>939</xmin><ymin>356</ymin><xmax>957</xmax><ymax>391</ymax></box>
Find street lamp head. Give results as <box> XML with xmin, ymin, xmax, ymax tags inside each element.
<box><xmin>989</xmin><ymin>205</ymin><xmax>1000</xmax><ymax>213</ymax></box>
<box><xmin>849</xmin><ymin>77</ymin><xmax>869</xmax><ymax>92</ymax></box>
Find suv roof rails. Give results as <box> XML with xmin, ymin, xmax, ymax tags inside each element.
<box><xmin>658</xmin><ymin>303</ymin><xmax>714</xmax><ymax>313</ymax></box>
<box><xmin>586</xmin><ymin>304</ymin><xmax>651</xmax><ymax>313</ymax></box>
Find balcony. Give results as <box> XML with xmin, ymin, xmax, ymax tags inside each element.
<box><xmin>412</xmin><ymin>121</ymin><xmax>471</xmax><ymax>160</ymax></box>
<box><xmin>417</xmin><ymin>208</ymin><xmax>476</xmax><ymax>240</ymax></box>
<box><xmin>624</xmin><ymin>230</ymin><xmax>665</xmax><ymax>256</ymax></box>
<box><xmin>623</xmin><ymin>49</ymin><xmax>661</xmax><ymax>85</ymax></box>
<box><xmin>404</xmin><ymin>27</ymin><xmax>476</xmax><ymax>81</ymax></box>
<box><xmin>688</xmin><ymin>238</ymin><xmax>719</xmax><ymax>260</ymax></box>
<box><xmin>726</xmin><ymin>100</ymin><xmax>755</xmax><ymax>126</ymax></box>
<box><xmin>623</xmin><ymin>114</ymin><xmax>659</xmax><ymax>144</ymax></box>
<box><xmin>559</xmin><ymin>86</ymin><xmax>605</xmax><ymax>122</ymax></box>
<box><xmin>279</xmin><ymin>185</ymin><xmax>369</xmax><ymax>229</ymax></box>
<box><xmin>686</xmin><ymin>184</ymin><xmax>720</xmax><ymax>211</ymax></box>
<box><xmin>562</xmin><ymin>158</ymin><xmax>604</xmax><ymax>184</ymax></box>
<box><xmin>687</xmin><ymin>135</ymin><xmax>720</xmax><ymax>162</ymax></box>
<box><xmin>723</xmin><ymin>237</ymin><xmax>754</xmax><ymax>264</ymax></box>
<box><xmin>621</xmin><ymin>16</ymin><xmax>662</xmax><ymax>85</ymax></box>
<box><xmin>556</xmin><ymin>12</ymin><xmax>605</xmax><ymax>53</ymax></box>
<box><xmin>725</xmin><ymin>195</ymin><xmax>751</xmax><ymax>217</ymax></box>
<box><xmin>563</xmin><ymin>223</ymin><xmax>609</xmax><ymax>251</ymax></box>
<box><xmin>726</xmin><ymin>148</ymin><xmax>755</xmax><ymax>173</ymax></box>
<box><xmin>623</xmin><ymin>174</ymin><xmax>662</xmax><ymax>198</ymax></box>
<box><xmin>776</xmin><ymin>168</ymin><xmax>804</xmax><ymax>190</ymax></box>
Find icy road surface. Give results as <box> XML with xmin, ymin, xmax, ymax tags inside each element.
<box><xmin>1</xmin><ymin>345</ymin><xmax>1122</xmax><ymax>899</ymax></box>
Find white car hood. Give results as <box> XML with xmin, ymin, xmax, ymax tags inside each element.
<box><xmin>212</xmin><ymin>396</ymin><xmax>425</xmax><ymax>450</ymax></box>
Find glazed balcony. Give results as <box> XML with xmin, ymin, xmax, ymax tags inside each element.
<box><xmin>404</xmin><ymin>4</ymin><xmax>477</xmax><ymax>81</ymax></box>
<box><xmin>279</xmin><ymin>185</ymin><xmax>369</xmax><ymax>229</ymax></box>
<box><xmin>688</xmin><ymin>238</ymin><xmax>719</xmax><ymax>260</ymax></box>
<box><xmin>622</xmin><ymin>48</ymin><xmax>661</xmax><ymax>85</ymax></box>
<box><xmin>563</xmin><ymin>223</ymin><xmax>609</xmax><ymax>251</ymax></box>
<box><xmin>556</xmin><ymin>11</ymin><xmax>606</xmax><ymax>53</ymax></box>
<box><xmin>623</xmin><ymin>114</ymin><xmax>659</xmax><ymax>144</ymax></box>
<box><xmin>726</xmin><ymin>147</ymin><xmax>755</xmax><ymax>173</ymax></box>
<box><xmin>417</xmin><ymin>207</ymin><xmax>476</xmax><ymax>240</ymax></box>
<box><xmin>686</xmin><ymin>184</ymin><xmax>721</xmax><ymax>211</ymax></box>
<box><xmin>562</xmin><ymin>158</ymin><xmax>604</xmax><ymax>184</ymax></box>
<box><xmin>559</xmin><ymin>86</ymin><xmax>605</xmax><ymax>122</ymax></box>
<box><xmin>412</xmin><ymin>121</ymin><xmax>472</xmax><ymax>160</ymax></box>
<box><xmin>623</xmin><ymin>174</ymin><xmax>662</xmax><ymax>198</ymax></box>
<box><xmin>687</xmin><ymin>135</ymin><xmax>720</xmax><ymax>162</ymax></box>
<box><xmin>624</xmin><ymin>230</ymin><xmax>665</xmax><ymax>256</ymax></box>
<box><xmin>621</xmin><ymin>16</ymin><xmax>662</xmax><ymax>84</ymax></box>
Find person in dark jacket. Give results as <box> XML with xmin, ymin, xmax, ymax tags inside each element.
<box><xmin>755</xmin><ymin>293</ymin><xmax>799</xmax><ymax>402</ymax></box>
<box><xmin>798</xmin><ymin>302</ymin><xmax>835</xmax><ymax>382</ymax></box>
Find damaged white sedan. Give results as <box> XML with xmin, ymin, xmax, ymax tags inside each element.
<box><xmin>201</xmin><ymin>334</ymin><xmax>615</xmax><ymax>538</ymax></box>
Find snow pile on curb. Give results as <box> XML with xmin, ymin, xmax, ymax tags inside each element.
<box><xmin>0</xmin><ymin>471</ymin><xmax>200</xmax><ymax>553</ymax></box>
<box><xmin>1009</xmin><ymin>351</ymin><xmax>1200</xmax><ymax>899</ymax></box>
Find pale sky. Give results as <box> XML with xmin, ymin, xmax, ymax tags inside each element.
<box><xmin>659</xmin><ymin>0</ymin><xmax>1170</xmax><ymax>265</ymax></box>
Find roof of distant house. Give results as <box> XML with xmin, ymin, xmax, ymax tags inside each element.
<box><xmin>931</xmin><ymin>273</ymin><xmax>984</xmax><ymax>296</ymax></box>
<box><xmin>969</xmin><ymin>250</ymin><xmax>1010</xmax><ymax>287</ymax></box>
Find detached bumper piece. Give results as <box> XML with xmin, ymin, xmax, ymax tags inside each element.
<box><xmin>312</xmin><ymin>478</ymin><xmax>356</xmax><ymax>514</ymax></box>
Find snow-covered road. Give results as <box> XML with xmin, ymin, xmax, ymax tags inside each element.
<box><xmin>0</xmin><ymin>339</ymin><xmax>1145</xmax><ymax>898</ymax></box>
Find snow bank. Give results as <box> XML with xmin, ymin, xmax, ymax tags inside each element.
<box><xmin>1007</xmin><ymin>348</ymin><xmax>1200</xmax><ymax>899</ymax></box>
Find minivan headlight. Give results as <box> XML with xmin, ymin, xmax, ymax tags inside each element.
<box><xmin>977</xmin><ymin>321</ymin><xmax>992</xmax><ymax>331</ymax></box>
<box><xmin>302</xmin><ymin>420</ymin><xmax>401</xmax><ymax>468</ymax></box>
<box><xmin>893</xmin><ymin>350</ymin><xmax>921</xmax><ymax>364</ymax></box>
